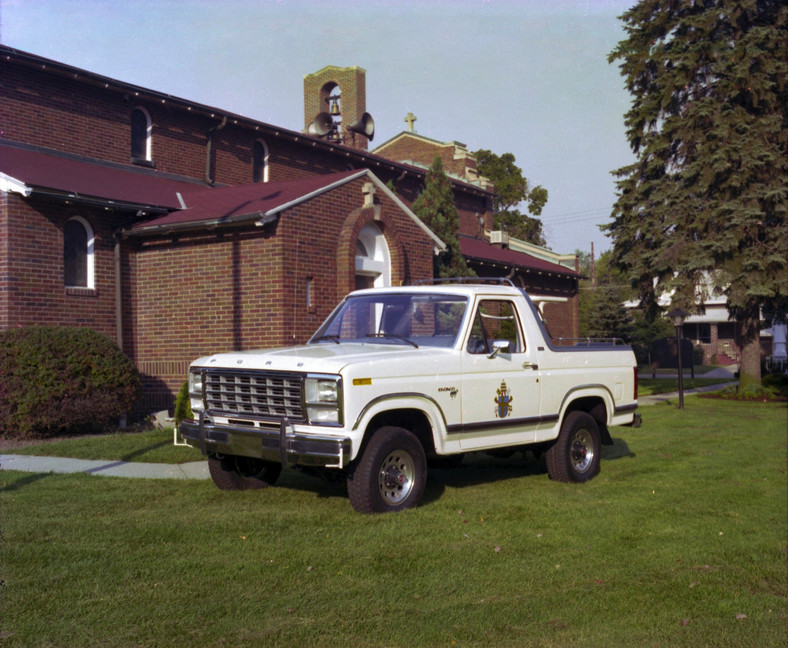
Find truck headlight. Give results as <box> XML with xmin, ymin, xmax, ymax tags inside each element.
<box><xmin>305</xmin><ymin>375</ymin><xmax>341</xmax><ymax>425</ymax></box>
<box><xmin>188</xmin><ymin>370</ymin><xmax>204</xmax><ymax>412</ymax></box>
<box><xmin>188</xmin><ymin>370</ymin><xmax>203</xmax><ymax>397</ymax></box>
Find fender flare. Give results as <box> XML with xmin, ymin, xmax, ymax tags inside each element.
<box><xmin>351</xmin><ymin>392</ymin><xmax>454</xmax><ymax>455</ymax></box>
<box><xmin>556</xmin><ymin>384</ymin><xmax>616</xmax><ymax>428</ymax></box>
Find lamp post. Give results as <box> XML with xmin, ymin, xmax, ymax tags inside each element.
<box><xmin>668</xmin><ymin>308</ymin><xmax>689</xmax><ymax>409</ymax></box>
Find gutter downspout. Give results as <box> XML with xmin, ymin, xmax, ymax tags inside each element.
<box><xmin>114</xmin><ymin>233</ymin><xmax>123</xmax><ymax>351</ymax></box>
<box><xmin>205</xmin><ymin>116</ymin><xmax>228</xmax><ymax>185</ymax></box>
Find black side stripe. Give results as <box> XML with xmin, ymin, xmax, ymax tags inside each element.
<box><xmin>446</xmin><ymin>414</ymin><xmax>560</xmax><ymax>436</ymax></box>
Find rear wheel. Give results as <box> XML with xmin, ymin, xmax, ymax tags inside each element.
<box><xmin>208</xmin><ymin>453</ymin><xmax>282</xmax><ymax>490</ymax></box>
<box><xmin>347</xmin><ymin>426</ymin><xmax>427</xmax><ymax>514</ymax></box>
<box><xmin>545</xmin><ymin>411</ymin><xmax>601</xmax><ymax>483</ymax></box>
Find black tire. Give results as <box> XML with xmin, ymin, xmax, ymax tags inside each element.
<box><xmin>545</xmin><ymin>411</ymin><xmax>601</xmax><ymax>483</ymax></box>
<box><xmin>347</xmin><ymin>426</ymin><xmax>427</xmax><ymax>514</ymax></box>
<box><xmin>207</xmin><ymin>453</ymin><xmax>282</xmax><ymax>490</ymax></box>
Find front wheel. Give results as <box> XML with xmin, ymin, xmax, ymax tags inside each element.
<box><xmin>208</xmin><ymin>453</ymin><xmax>282</xmax><ymax>490</ymax></box>
<box><xmin>545</xmin><ymin>411</ymin><xmax>601</xmax><ymax>483</ymax></box>
<box><xmin>347</xmin><ymin>426</ymin><xmax>427</xmax><ymax>514</ymax></box>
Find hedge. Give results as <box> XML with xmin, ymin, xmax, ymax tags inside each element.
<box><xmin>0</xmin><ymin>326</ymin><xmax>141</xmax><ymax>438</ymax></box>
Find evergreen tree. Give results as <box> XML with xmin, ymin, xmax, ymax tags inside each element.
<box><xmin>411</xmin><ymin>156</ymin><xmax>474</xmax><ymax>278</ymax></box>
<box><xmin>584</xmin><ymin>285</ymin><xmax>634</xmax><ymax>342</ymax></box>
<box><xmin>474</xmin><ymin>149</ymin><xmax>548</xmax><ymax>246</ymax></box>
<box><xmin>607</xmin><ymin>0</ymin><xmax>787</xmax><ymax>388</ymax></box>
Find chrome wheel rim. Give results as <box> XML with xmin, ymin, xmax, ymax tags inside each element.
<box><xmin>570</xmin><ymin>428</ymin><xmax>594</xmax><ymax>473</ymax></box>
<box><xmin>378</xmin><ymin>450</ymin><xmax>416</xmax><ymax>505</ymax></box>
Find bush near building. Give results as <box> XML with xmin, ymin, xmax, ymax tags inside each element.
<box><xmin>0</xmin><ymin>326</ymin><xmax>140</xmax><ymax>439</ymax></box>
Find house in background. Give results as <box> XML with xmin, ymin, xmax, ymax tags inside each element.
<box><xmin>624</xmin><ymin>278</ymin><xmax>786</xmax><ymax>368</ymax></box>
<box><xmin>0</xmin><ymin>47</ymin><xmax>579</xmax><ymax>412</ymax></box>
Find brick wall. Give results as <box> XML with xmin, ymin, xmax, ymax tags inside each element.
<box><xmin>0</xmin><ymin>193</ymin><xmax>121</xmax><ymax>339</ymax></box>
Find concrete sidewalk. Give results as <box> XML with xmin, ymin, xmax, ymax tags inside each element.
<box><xmin>638</xmin><ymin>381</ymin><xmax>737</xmax><ymax>405</ymax></box>
<box><xmin>639</xmin><ymin>365</ymin><xmax>738</xmax><ymax>405</ymax></box>
<box><xmin>0</xmin><ymin>454</ymin><xmax>209</xmax><ymax>480</ymax></box>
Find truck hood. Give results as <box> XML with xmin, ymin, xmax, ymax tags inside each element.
<box><xmin>192</xmin><ymin>342</ymin><xmax>449</xmax><ymax>375</ymax></box>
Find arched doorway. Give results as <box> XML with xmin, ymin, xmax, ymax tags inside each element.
<box><xmin>355</xmin><ymin>223</ymin><xmax>390</xmax><ymax>290</ymax></box>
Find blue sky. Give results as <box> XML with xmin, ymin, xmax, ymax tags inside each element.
<box><xmin>1</xmin><ymin>0</ymin><xmax>636</xmax><ymax>256</ymax></box>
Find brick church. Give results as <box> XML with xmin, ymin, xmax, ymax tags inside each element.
<box><xmin>0</xmin><ymin>47</ymin><xmax>579</xmax><ymax>412</ymax></box>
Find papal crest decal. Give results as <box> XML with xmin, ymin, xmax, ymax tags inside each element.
<box><xmin>494</xmin><ymin>380</ymin><xmax>513</xmax><ymax>418</ymax></box>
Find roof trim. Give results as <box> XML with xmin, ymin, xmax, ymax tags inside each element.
<box><xmin>0</xmin><ymin>171</ymin><xmax>31</xmax><ymax>197</ymax></box>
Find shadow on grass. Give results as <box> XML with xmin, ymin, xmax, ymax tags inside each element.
<box><xmin>1</xmin><ymin>471</ymin><xmax>53</xmax><ymax>492</ymax></box>
<box><xmin>226</xmin><ymin>438</ymin><xmax>638</xmax><ymax>507</ymax></box>
<box><xmin>120</xmin><ymin>440</ymin><xmax>171</xmax><ymax>463</ymax></box>
<box><xmin>603</xmin><ymin>437</ymin><xmax>636</xmax><ymax>461</ymax></box>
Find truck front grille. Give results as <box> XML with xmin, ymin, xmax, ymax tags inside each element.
<box><xmin>203</xmin><ymin>371</ymin><xmax>305</xmax><ymax>421</ymax></box>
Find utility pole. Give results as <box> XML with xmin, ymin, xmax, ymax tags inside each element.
<box><xmin>590</xmin><ymin>242</ymin><xmax>596</xmax><ymax>286</ymax></box>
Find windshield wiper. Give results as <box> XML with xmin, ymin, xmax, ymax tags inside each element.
<box><xmin>312</xmin><ymin>335</ymin><xmax>340</xmax><ymax>344</ymax></box>
<box><xmin>365</xmin><ymin>334</ymin><xmax>419</xmax><ymax>348</ymax></box>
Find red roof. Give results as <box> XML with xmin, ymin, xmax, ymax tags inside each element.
<box><xmin>131</xmin><ymin>170</ymin><xmax>364</xmax><ymax>233</ymax></box>
<box><xmin>459</xmin><ymin>236</ymin><xmax>578</xmax><ymax>277</ymax></box>
<box><xmin>0</xmin><ymin>140</ymin><xmax>205</xmax><ymax>209</ymax></box>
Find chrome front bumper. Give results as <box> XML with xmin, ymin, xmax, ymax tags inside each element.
<box><xmin>179</xmin><ymin>416</ymin><xmax>352</xmax><ymax>469</ymax></box>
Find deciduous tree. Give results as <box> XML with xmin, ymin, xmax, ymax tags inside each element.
<box><xmin>607</xmin><ymin>0</ymin><xmax>787</xmax><ymax>387</ymax></box>
<box><xmin>474</xmin><ymin>149</ymin><xmax>548</xmax><ymax>246</ymax></box>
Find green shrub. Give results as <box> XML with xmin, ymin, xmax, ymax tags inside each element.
<box><xmin>0</xmin><ymin>326</ymin><xmax>141</xmax><ymax>439</ymax></box>
<box><xmin>173</xmin><ymin>381</ymin><xmax>193</xmax><ymax>427</ymax></box>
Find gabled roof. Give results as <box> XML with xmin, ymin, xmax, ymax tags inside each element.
<box><xmin>0</xmin><ymin>140</ymin><xmax>203</xmax><ymax>211</ymax></box>
<box><xmin>127</xmin><ymin>169</ymin><xmax>447</xmax><ymax>252</ymax></box>
<box><xmin>459</xmin><ymin>236</ymin><xmax>579</xmax><ymax>278</ymax></box>
<box><xmin>129</xmin><ymin>170</ymin><xmax>364</xmax><ymax>233</ymax></box>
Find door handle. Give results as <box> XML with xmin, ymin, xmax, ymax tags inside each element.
<box><xmin>522</xmin><ymin>361</ymin><xmax>539</xmax><ymax>370</ymax></box>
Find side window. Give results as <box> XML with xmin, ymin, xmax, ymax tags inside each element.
<box><xmin>253</xmin><ymin>139</ymin><xmax>269</xmax><ymax>183</ymax></box>
<box><xmin>466</xmin><ymin>300</ymin><xmax>523</xmax><ymax>355</ymax></box>
<box><xmin>131</xmin><ymin>106</ymin><xmax>152</xmax><ymax>163</ymax></box>
<box><xmin>64</xmin><ymin>216</ymin><xmax>94</xmax><ymax>289</ymax></box>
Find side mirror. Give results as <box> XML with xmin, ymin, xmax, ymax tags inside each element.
<box><xmin>488</xmin><ymin>340</ymin><xmax>511</xmax><ymax>359</ymax></box>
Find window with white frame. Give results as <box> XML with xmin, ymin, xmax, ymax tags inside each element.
<box><xmin>64</xmin><ymin>216</ymin><xmax>95</xmax><ymax>289</ymax></box>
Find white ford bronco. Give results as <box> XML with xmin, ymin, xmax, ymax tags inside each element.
<box><xmin>179</xmin><ymin>279</ymin><xmax>640</xmax><ymax>513</ymax></box>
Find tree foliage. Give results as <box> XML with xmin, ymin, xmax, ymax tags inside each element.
<box><xmin>606</xmin><ymin>0</ymin><xmax>788</xmax><ymax>387</ymax></box>
<box><xmin>411</xmin><ymin>156</ymin><xmax>474</xmax><ymax>278</ymax></box>
<box><xmin>474</xmin><ymin>149</ymin><xmax>548</xmax><ymax>246</ymax></box>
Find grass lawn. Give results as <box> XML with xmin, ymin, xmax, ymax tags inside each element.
<box><xmin>1</xmin><ymin>398</ymin><xmax>786</xmax><ymax>647</ymax></box>
<box><xmin>6</xmin><ymin>427</ymin><xmax>202</xmax><ymax>464</ymax></box>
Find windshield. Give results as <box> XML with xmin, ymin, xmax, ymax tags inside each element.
<box><xmin>310</xmin><ymin>293</ymin><xmax>468</xmax><ymax>348</ymax></box>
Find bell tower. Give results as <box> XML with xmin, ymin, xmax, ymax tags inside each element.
<box><xmin>303</xmin><ymin>66</ymin><xmax>374</xmax><ymax>151</ymax></box>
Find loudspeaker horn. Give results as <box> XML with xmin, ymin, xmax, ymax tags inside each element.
<box><xmin>347</xmin><ymin>112</ymin><xmax>375</xmax><ymax>141</ymax></box>
<box><xmin>307</xmin><ymin>112</ymin><xmax>334</xmax><ymax>137</ymax></box>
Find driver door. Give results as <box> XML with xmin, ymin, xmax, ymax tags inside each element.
<box><xmin>459</xmin><ymin>298</ymin><xmax>541</xmax><ymax>450</ymax></box>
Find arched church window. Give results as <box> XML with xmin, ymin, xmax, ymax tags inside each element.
<box><xmin>253</xmin><ymin>139</ymin><xmax>269</xmax><ymax>183</ymax></box>
<box><xmin>131</xmin><ymin>106</ymin><xmax>152</xmax><ymax>163</ymax></box>
<box><xmin>64</xmin><ymin>216</ymin><xmax>95</xmax><ymax>289</ymax></box>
